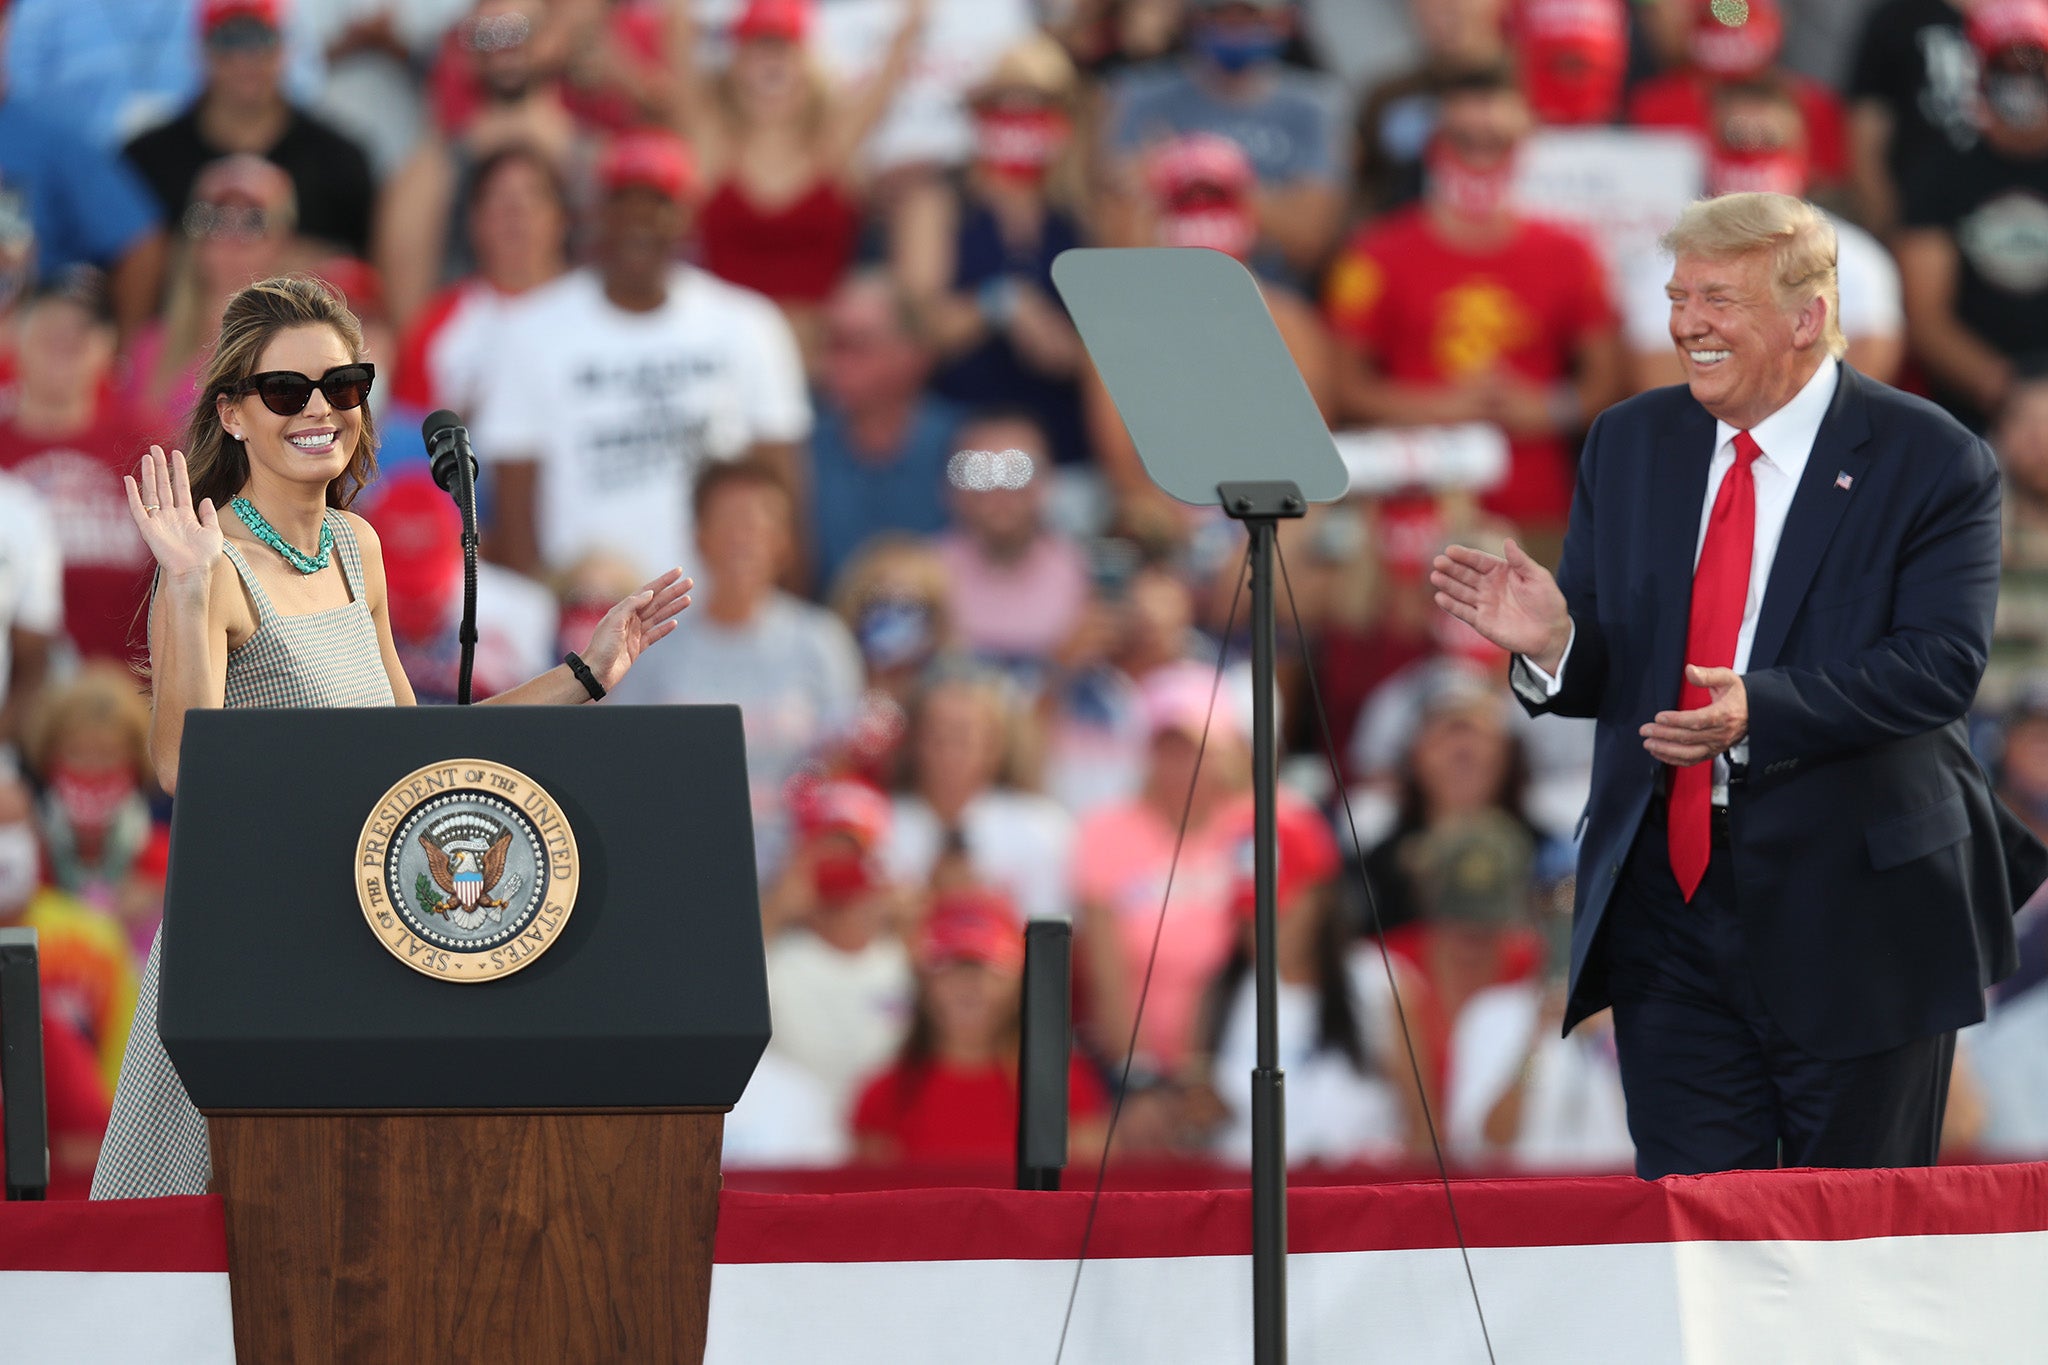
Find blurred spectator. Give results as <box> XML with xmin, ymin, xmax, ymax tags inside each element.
<box><xmin>830</xmin><ymin>535</ymin><xmax>955</xmax><ymax>709</ymax></box>
<box><xmin>1055</xmin><ymin>0</ymin><xmax>1192</xmax><ymax>77</ymax></box>
<box><xmin>0</xmin><ymin>774</ymin><xmax>140</xmax><ymax>1098</ymax></box>
<box><xmin>1445</xmin><ymin>870</ymin><xmax>1633</xmax><ymax>1170</ymax></box>
<box><xmin>1070</xmin><ymin>661</ymin><xmax>1251</xmax><ymax>1075</ymax></box>
<box><xmin>1985</xmin><ymin>369</ymin><xmax>2048</xmax><ymax>710</ymax></box>
<box><xmin>1107</xmin><ymin>0</ymin><xmax>1348</xmax><ymax>276</ymax></box>
<box><xmin>807</xmin><ymin>271</ymin><xmax>964</xmax><ymax>591</ymax></box>
<box><xmin>0</xmin><ymin>276</ymin><xmax>152</xmax><ymax>664</ymax></box>
<box><xmin>1324</xmin><ymin>64</ymin><xmax>1624</xmax><ymax>542</ymax></box>
<box><xmin>1625</xmin><ymin>80</ymin><xmax>1903</xmax><ymax>391</ymax></box>
<box><xmin>1385</xmin><ymin>808</ymin><xmax>1544</xmax><ymax>1102</ymax></box>
<box><xmin>1187</xmin><ymin>794</ymin><xmax>1430</xmax><ymax>1164</ymax></box>
<box><xmin>377</xmin><ymin>0</ymin><xmax>577</xmax><ymax>327</ymax></box>
<box><xmin>123</xmin><ymin>0</ymin><xmax>377</xmax><ymax>258</ymax></box>
<box><xmin>298</xmin><ymin>0</ymin><xmax>470</xmax><ymax>178</ymax></box>
<box><xmin>1896</xmin><ymin>0</ymin><xmax>2048</xmax><ymax>432</ymax></box>
<box><xmin>881</xmin><ymin>667</ymin><xmax>1074</xmax><ymax>923</ymax></box>
<box><xmin>852</xmin><ymin>887</ymin><xmax>1107</xmax><ymax>1163</ymax></box>
<box><xmin>356</xmin><ymin>469</ymin><xmax>557</xmax><ymax>705</ymax></box>
<box><xmin>1348</xmin><ymin>663</ymin><xmax>1533</xmax><ymax>937</ymax></box>
<box><xmin>679</xmin><ymin>0</ymin><xmax>928</xmax><ymax>358</ymax></box>
<box><xmin>1624</xmin><ymin>0</ymin><xmax>1850</xmax><ymax>197</ymax></box>
<box><xmin>1089</xmin><ymin>132</ymin><xmax>1338</xmax><ymax>511</ymax></box>
<box><xmin>0</xmin><ymin>39</ymin><xmax>166</xmax><ymax>336</ymax></box>
<box><xmin>892</xmin><ymin>34</ymin><xmax>1091</xmax><ymax>468</ymax></box>
<box><xmin>1352</xmin><ymin>0</ymin><xmax>1510</xmax><ymax>215</ymax></box>
<box><xmin>935</xmin><ymin>412</ymin><xmax>1089</xmax><ymax>678</ymax></box>
<box><xmin>549</xmin><ymin>0</ymin><xmax>679</xmax><ymax>135</ymax></box>
<box><xmin>0</xmin><ymin>469</ymin><xmax>59</xmax><ymax>762</ymax></box>
<box><xmin>760</xmin><ymin>779</ymin><xmax>916</xmax><ymax>1116</ymax></box>
<box><xmin>3</xmin><ymin>0</ymin><xmax>326</xmax><ymax>151</ymax></box>
<box><xmin>127</xmin><ymin>154</ymin><xmax>304</xmax><ymax>440</ymax></box>
<box><xmin>472</xmin><ymin>127</ymin><xmax>811</xmax><ymax>581</ymax></box>
<box><xmin>611</xmin><ymin>457</ymin><xmax>863</xmax><ymax>877</ymax></box>
<box><xmin>551</xmin><ymin>546</ymin><xmax>643</xmax><ymax>659</ymax></box>
<box><xmin>1998</xmin><ymin>686</ymin><xmax>2048</xmax><ymax>846</ymax></box>
<box><xmin>23</xmin><ymin>664</ymin><xmax>170</xmax><ymax>958</ymax></box>
<box><xmin>1779</xmin><ymin>0</ymin><xmax>1886</xmax><ymax>90</ymax></box>
<box><xmin>1042</xmin><ymin>562</ymin><xmax>1220</xmax><ymax>814</ymax></box>
<box><xmin>1847</xmin><ymin>0</ymin><xmax>1976</xmax><ymax>235</ymax></box>
<box><xmin>1510</xmin><ymin>0</ymin><xmax>1628</xmax><ymax>128</ymax></box>
<box><xmin>392</xmin><ymin>143</ymin><xmax>569</xmax><ymax>417</ymax></box>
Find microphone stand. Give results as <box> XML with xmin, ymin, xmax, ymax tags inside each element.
<box><xmin>453</xmin><ymin>443</ymin><xmax>479</xmax><ymax>707</ymax></box>
<box><xmin>1220</xmin><ymin>478</ymin><xmax>1305</xmax><ymax>1365</ymax></box>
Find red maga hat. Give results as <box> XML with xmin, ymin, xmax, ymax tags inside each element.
<box><xmin>597</xmin><ymin>128</ymin><xmax>697</xmax><ymax>202</ymax></box>
<box><xmin>733</xmin><ymin>0</ymin><xmax>812</xmax><ymax>44</ymax></box>
<box><xmin>201</xmin><ymin>0</ymin><xmax>284</xmax><ymax>34</ymax></box>
<box><xmin>916</xmin><ymin>888</ymin><xmax>1026</xmax><ymax>975</ymax></box>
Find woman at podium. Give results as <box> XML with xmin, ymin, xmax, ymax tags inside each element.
<box><xmin>91</xmin><ymin>275</ymin><xmax>693</xmax><ymax>1199</ymax></box>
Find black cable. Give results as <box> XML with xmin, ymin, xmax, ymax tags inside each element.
<box><xmin>1053</xmin><ymin>546</ymin><xmax>1250</xmax><ymax>1365</ymax></box>
<box><xmin>1274</xmin><ymin>541</ymin><xmax>1499</xmax><ymax>1365</ymax></box>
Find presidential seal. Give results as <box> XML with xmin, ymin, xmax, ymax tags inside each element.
<box><xmin>354</xmin><ymin>759</ymin><xmax>580</xmax><ymax>982</ymax></box>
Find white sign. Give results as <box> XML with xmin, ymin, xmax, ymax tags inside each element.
<box><xmin>1513</xmin><ymin>128</ymin><xmax>1707</xmax><ymax>303</ymax></box>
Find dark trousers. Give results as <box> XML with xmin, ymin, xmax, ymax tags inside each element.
<box><xmin>1602</xmin><ymin>811</ymin><xmax>1955</xmax><ymax>1180</ymax></box>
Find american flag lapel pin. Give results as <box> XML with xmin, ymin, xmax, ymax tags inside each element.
<box><xmin>1835</xmin><ymin>471</ymin><xmax>1854</xmax><ymax>491</ymax></box>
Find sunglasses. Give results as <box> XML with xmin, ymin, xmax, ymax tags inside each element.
<box><xmin>229</xmin><ymin>363</ymin><xmax>376</xmax><ymax>416</ymax></box>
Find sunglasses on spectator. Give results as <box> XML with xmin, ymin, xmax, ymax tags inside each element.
<box><xmin>228</xmin><ymin>364</ymin><xmax>376</xmax><ymax>416</ymax></box>
<box><xmin>183</xmin><ymin>201</ymin><xmax>281</xmax><ymax>240</ymax></box>
<box><xmin>465</xmin><ymin>12</ymin><xmax>532</xmax><ymax>53</ymax></box>
<box><xmin>206</xmin><ymin>17</ymin><xmax>280</xmax><ymax>54</ymax></box>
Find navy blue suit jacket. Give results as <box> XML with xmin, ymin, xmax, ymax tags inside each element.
<box><xmin>1528</xmin><ymin>366</ymin><xmax>2044</xmax><ymax>1060</ymax></box>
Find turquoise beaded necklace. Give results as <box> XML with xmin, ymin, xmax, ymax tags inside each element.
<box><xmin>229</xmin><ymin>496</ymin><xmax>333</xmax><ymax>575</ymax></box>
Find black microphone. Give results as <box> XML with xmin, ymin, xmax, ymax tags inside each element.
<box><xmin>421</xmin><ymin>409</ymin><xmax>477</xmax><ymax>494</ymax></box>
<box><xmin>420</xmin><ymin>409</ymin><xmax>482</xmax><ymax>704</ymax></box>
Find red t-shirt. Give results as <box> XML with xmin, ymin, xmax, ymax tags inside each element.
<box><xmin>1323</xmin><ymin>208</ymin><xmax>1615</xmax><ymax>527</ymax></box>
<box><xmin>852</xmin><ymin>1054</ymin><xmax>1107</xmax><ymax>1162</ymax></box>
<box><xmin>1624</xmin><ymin>71</ymin><xmax>1850</xmax><ymax>188</ymax></box>
<box><xmin>0</xmin><ymin>410</ymin><xmax>152</xmax><ymax>661</ymax></box>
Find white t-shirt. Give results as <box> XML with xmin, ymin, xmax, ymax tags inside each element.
<box><xmin>1624</xmin><ymin>210</ymin><xmax>1902</xmax><ymax>355</ymax></box>
<box><xmin>1208</xmin><ymin>947</ymin><xmax>1410</xmax><ymax>1165</ymax></box>
<box><xmin>0</xmin><ymin>472</ymin><xmax>63</xmax><ymax>717</ymax></box>
<box><xmin>762</xmin><ymin>926</ymin><xmax>915</xmax><ymax>1121</ymax></box>
<box><xmin>1445</xmin><ymin>980</ymin><xmax>1634</xmax><ymax>1171</ymax></box>
<box><xmin>723</xmin><ymin>1046</ymin><xmax>850</xmax><ymax>1168</ymax></box>
<box><xmin>471</xmin><ymin>265</ymin><xmax>811</xmax><ymax>579</ymax></box>
<box><xmin>882</xmin><ymin>788</ymin><xmax>1077</xmax><ymax>923</ymax></box>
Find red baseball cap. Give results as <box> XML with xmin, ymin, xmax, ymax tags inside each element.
<box><xmin>311</xmin><ymin>256</ymin><xmax>385</xmax><ymax>323</ymax></box>
<box><xmin>792</xmin><ymin>778</ymin><xmax>893</xmax><ymax>851</ymax></box>
<box><xmin>1225</xmin><ymin>795</ymin><xmax>1341</xmax><ymax>920</ymax></box>
<box><xmin>597</xmin><ymin>128</ymin><xmax>697</xmax><ymax>202</ymax></box>
<box><xmin>1970</xmin><ymin>0</ymin><xmax>2048</xmax><ymax>58</ymax></box>
<box><xmin>1691</xmin><ymin>0</ymin><xmax>1782</xmax><ymax>78</ymax></box>
<box><xmin>201</xmin><ymin>0</ymin><xmax>284</xmax><ymax>34</ymax></box>
<box><xmin>733</xmin><ymin>0</ymin><xmax>812</xmax><ymax>44</ymax></box>
<box><xmin>916</xmin><ymin>888</ymin><xmax>1025</xmax><ymax>975</ymax></box>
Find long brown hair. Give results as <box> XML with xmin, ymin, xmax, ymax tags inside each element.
<box><xmin>184</xmin><ymin>274</ymin><xmax>381</xmax><ymax>511</ymax></box>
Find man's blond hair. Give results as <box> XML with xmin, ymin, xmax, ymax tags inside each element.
<box><xmin>1661</xmin><ymin>192</ymin><xmax>1846</xmax><ymax>359</ymax></box>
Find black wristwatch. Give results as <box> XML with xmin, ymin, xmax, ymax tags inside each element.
<box><xmin>564</xmin><ymin>651</ymin><xmax>606</xmax><ymax>701</ymax></box>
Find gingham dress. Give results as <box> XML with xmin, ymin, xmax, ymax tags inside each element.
<box><xmin>91</xmin><ymin>511</ymin><xmax>395</xmax><ymax>1199</ymax></box>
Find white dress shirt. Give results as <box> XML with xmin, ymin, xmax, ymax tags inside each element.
<box><xmin>1514</xmin><ymin>356</ymin><xmax>1842</xmax><ymax>803</ymax></box>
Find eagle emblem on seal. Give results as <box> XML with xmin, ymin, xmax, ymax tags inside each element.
<box><xmin>417</xmin><ymin>813</ymin><xmax>524</xmax><ymax>931</ymax></box>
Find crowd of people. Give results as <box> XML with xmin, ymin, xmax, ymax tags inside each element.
<box><xmin>9</xmin><ymin>0</ymin><xmax>2048</xmax><ymax>1192</ymax></box>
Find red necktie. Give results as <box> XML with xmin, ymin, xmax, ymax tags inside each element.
<box><xmin>1669</xmin><ymin>430</ymin><xmax>1761</xmax><ymax>901</ymax></box>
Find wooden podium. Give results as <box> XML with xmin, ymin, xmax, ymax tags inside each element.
<box><xmin>157</xmin><ymin>707</ymin><xmax>769</xmax><ymax>1364</ymax></box>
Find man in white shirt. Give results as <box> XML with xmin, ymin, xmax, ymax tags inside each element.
<box><xmin>1430</xmin><ymin>191</ymin><xmax>2044</xmax><ymax>1177</ymax></box>
<box><xmin>473</xmin><ymin>127</ymin><xmax>810</xmax><ymax>582</ymax></box>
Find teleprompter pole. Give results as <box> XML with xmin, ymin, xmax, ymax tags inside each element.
<box><xmin>1220</xmin><ymin>480</ymin><xmax>1305</xmax><ymax>1365</ymax></box>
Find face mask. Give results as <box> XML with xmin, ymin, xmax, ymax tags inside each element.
<box><xmin>49</xmin><ymin>765</ymin><xmax>138</xmax><ymax>837</ymax></box>
<box><xmin>856</xmin><ymin>598</ymin><xmax>935</xmax><ymax>671</ymax></box>
<box><xmin>1162</xmin><ymin>200</ymin><xmax>1258</xmax><ymax>260</ymax></box>
<box><xmin>1987</xmin><ymin>72</ymin><xmax>2048</xmax><ymax>131</ymax></box>
<box><xmin>1194</xmin><ymin>24</ymin><xmax>1285</xmax><ymax>75</ymax></box>
<box><xmin>1708</xmin><ymin>145</ymin><xmax>1809</xmax><ymax>198</ymax></box>
<box><xmin>1425</xmin><ymin>142</ymin><xmax>1518</xmax><ymax>220</ymax></box>
<box><xmin>0</xmin><ymin>823</ymin><xmax>37</xmax><ymax>918</ymax></box>
<box><xmin>812</xmin><ymin>849</ymin><xmax>875</xmax><ymax>906</ymax></box>
<box><xmin>973</xmin><ymin>108</ymin><xmax>1071</xmax><ymax>182</ymax></box>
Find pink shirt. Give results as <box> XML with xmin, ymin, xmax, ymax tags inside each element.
<box><xmin>936</xmin><ymin>531</ymin><xmax>1088</xmax><ymax>663</ymax></box>
<box><xmin>1071</xmin><ymin>794</ymin><xmax>1251</xmax><ymax>1070</ymax></box>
